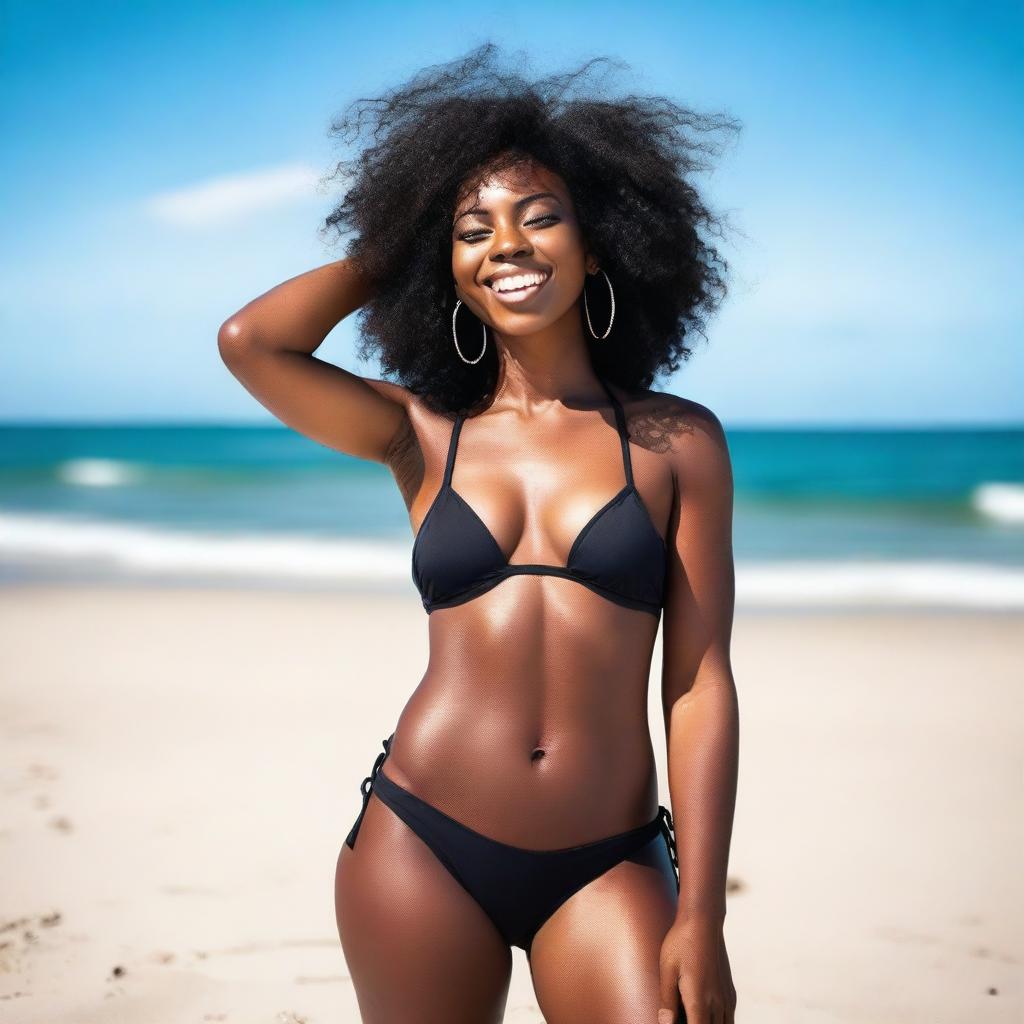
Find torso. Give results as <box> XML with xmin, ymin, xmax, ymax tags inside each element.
<box><xmin>384</xmin><ymin>381</ymin><xmax>674</xmax><ymax>848</ymax></box>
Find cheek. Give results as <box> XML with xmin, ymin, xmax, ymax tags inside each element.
<box><xmin>547</xmin><ymin>230</ymin><xmax>588</xmax><ymax>283</ymax></box>
<box><xmin>546</xmin><ymin>225</ymin><xmax>588</xmax><ymax>272</ymax></box>
<box><xmin>451</xmin><ymin>248</ymin><xmax>475</xmax><ymax>287</ymax></box>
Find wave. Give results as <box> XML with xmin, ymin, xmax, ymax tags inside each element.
<box><xmin>736</xmin><ymin>561</ymin><xmax>1024</xmax><ymax>609</ymax></box>
<box><xmin>973</xmin><ymin>482</ymin><xmax>1024</xmax><ymax>525</ymax></box>
<box><xmin>56</xmin><ymin>459</ymin><xmax>143</xmax><ymax>488</ymax></box>
<box><xmin>0</xmin><ymin>512</ymin><xmax>408</xmax><ymax>582</ymax></box>
<box><xmin>2</xmin><ymin>513</ymin><xmax>1023</xmax><ymax>608</ymax></box>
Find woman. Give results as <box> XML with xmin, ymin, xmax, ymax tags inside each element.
<box><xmin>220</xmin><ymin>45</ymin><xmax>740</xmax><ymax>1024</ymax></box>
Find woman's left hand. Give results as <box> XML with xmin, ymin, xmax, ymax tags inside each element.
<box><xmin>657</xmin><ymin>912</ymin><xmax>736</xmax><ymax>1024</ymax></box>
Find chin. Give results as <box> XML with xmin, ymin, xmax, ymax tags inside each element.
<box><xmin>490</xmin><ymin>316</ymin><xmax>559</xmax><ymax>337</ymax></box>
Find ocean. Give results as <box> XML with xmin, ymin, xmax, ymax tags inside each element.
<box><xmin>1</xmin><ymin>425</ymin><xmax>1022</xmax><ymax>608</ymax></box>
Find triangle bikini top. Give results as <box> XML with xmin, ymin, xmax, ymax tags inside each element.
<box><xmin>411</xmin><ymin>378</ymin><xmax>667</xmax><ymax>617</ymax></box>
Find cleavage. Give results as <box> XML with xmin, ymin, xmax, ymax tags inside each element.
<box><xmin>450</xmin><ymin>465</ymin><xmax>626</xmax><ymax>566</ymax></box>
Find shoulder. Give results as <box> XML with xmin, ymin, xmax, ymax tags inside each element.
<box><xmin>615</xmin><ymin>385</ymin><xmax>729</xmax><ymax>456</ymax></box>
<box><xmin>619</xmin><ymin>386</ymin><xmax>732</xmax><ymax>489</ymax></box>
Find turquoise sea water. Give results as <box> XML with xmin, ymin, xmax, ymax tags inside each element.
<box><xmin>1</xmin><ymin>425</ymin><xmax>1022</xmax><ymax>606</ymax></box>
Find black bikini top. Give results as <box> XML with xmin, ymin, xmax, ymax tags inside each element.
<box><xmin>411</xmin><ymin>378</ymin><xmax>666</xmax><ymax>617</ymax></box>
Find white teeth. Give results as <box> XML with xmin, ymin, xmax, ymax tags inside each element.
<box><xmin>490</xmin><ymin>272</ymin><xmax>547</xmax><ymax>293</ymax></box>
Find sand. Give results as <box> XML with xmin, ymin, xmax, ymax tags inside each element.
<box><xmin>0</xmin><ymin>585</ymin><xmax>1020</xmax><ymax>1023</ymax></box>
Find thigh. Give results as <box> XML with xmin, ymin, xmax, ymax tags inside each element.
<box><xmin>528</xmin><ymin>834</ymin><xmax>678</xmax><ymax>1024</ymax></box>
<box><xmin>335</xmin><ymin>790</ymin><xmax>513</xmax><ymax>1024</ymax></box>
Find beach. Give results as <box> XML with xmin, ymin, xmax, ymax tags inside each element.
<box><xmin>0</xmin><ymin>584</ymin><xmax>1020</xmax><ymax>1023</ymax></box>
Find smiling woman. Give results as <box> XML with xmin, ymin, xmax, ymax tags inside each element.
<box><xmin>219</xmin><ymin>41</ymin><xmax>741</xmax><ymax>1024</ymax></box>
<box><xmin>451</xmin><ymin>164</ymin><xmax>594</xmax><ymax>355</ymax></box>
<box><xmin>456</xmin><ymin>189</ymin><xmax>558</xmax><ymax>305</ymax></box>
<box><xmin>320</xmin><ymin>43</ymin><xmax>740</xmax><ymax>417</ymax></box>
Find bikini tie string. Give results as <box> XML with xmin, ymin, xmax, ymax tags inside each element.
<box><xmin>346</xmin><ymin>733</ymin><xmax>394</xmax><ymax>848</ymax></box>
<box><xmin>658</xmin><ymin>804</ymin><xmax>680</xmax><ymax>889</ymax></box>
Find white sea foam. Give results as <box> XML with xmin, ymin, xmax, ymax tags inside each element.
<box><xmin>0</xmin><ymin>513</ymin><xmax>408</xmax><ymax>582</ymax></box>
<box><xmin>973</xmin><ymin>482</ymin><xmax>1024</xmax><ymax>525</ymax></box>
<box><xmin>736</xmin><ymin>561</ymin><xmax>1024</xmax><ymax>610</ymax></box>
<box><xmin>2</xmin><ymin>512</ymin><xmax>1023</xmax><ymax>608</ymax></box>
<box><xmin>57</xmin><ymin>459</ymin><xmax>142</xmax><ymax>488</ymax></box>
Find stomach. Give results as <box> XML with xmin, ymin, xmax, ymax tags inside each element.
<box><xmin>381</xmin><ymin>575</ymin><xmax>662</xmax><ymax>848</ymax></box>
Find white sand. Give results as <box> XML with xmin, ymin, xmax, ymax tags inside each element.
<box><xmin>0</xmin><ymin>586</ymin><xmax>1020</xmax><ymax>1023</ymax></box>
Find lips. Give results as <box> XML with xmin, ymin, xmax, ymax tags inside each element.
<box><xmin>484</xmin><ymin>270</ymin><xmax>551</xmax><ymax>305</ymax></box>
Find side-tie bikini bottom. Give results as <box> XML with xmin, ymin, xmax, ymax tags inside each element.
<box><xmin>345</xmin><ymin>733</ymin><xmax>680</xmax><ymax>958</ymax></box>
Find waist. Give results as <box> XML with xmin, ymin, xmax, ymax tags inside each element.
<box><xmin>381</xmin><ymin>708</ymin><xmax>659</xmax><ymax>848</ymax></box>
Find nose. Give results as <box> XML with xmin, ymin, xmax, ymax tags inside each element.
<box><xmin>488</xmin><ymin>222</ymin><xmax>533</xmax><ymax>264</ymax></box>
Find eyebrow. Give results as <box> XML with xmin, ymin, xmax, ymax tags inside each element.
<box><xmin>453</xmin><ymin>191</ymin><xmax>561</xmax><ymax>225</ymax></box>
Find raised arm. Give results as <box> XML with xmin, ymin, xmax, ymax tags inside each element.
<box><xmin>217</xmin><ymin>258</ymin><xmax>408</xmax><ymax>464</ymax></box>
<box><xmin>657</xmin><ymin>399</ymin><xmax>739</xmax><ymax>1024</ymax></box>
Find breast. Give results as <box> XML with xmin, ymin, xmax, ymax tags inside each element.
<box><xmin>566</xmin><ymin>487</ymin><xmax>666</xmax><ymax>614</ymax></box>
<box><xmin>411</xmin><ymin>489</ymin><xmax>507</xmax><ymax>611</ymax></box>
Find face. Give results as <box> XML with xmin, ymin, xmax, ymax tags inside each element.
<box><xmin>451</xmin><ymin>158</ymin><xmax>598</xmax><ymax>337</ymax></box>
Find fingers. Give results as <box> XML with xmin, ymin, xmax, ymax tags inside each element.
<box><xmin>657</xmin><ymin>960</ymin><xmax>681</xmax><ymax>1023</ymax></box>
<box><xmin>680</xmin><ymin>980</ymin><xmax>729</xmax><ymax>1024</ymax></box>
<box><xmin>660</xmin><ymin>953</ymin><xmax>736</xmax><ymax>1023</ymax></box>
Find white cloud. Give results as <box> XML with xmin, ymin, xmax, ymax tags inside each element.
<box><xmin>144</xmin><ymin>162</ymin><xmax>324</xmax><ymax>228</ymax></box>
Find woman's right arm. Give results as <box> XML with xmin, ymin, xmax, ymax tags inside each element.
<box><xmin>217</xmin><ymin>258</ymin><xmax>408</xmax><ymax>464</ymax></box>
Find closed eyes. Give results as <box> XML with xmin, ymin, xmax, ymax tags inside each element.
<box><xmin>457</xmin><ymin>214</ymin><xmax>561</xmax><ymax>244</ymax></box>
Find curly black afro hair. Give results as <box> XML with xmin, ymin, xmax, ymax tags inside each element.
<box><xmin>320</xmin><ymin>43</ymin><xmax>740</xmax><ymax>415</ymax></box>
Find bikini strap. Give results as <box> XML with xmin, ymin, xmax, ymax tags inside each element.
<box><xmin>441</xmin><ymin>413</ymin><xmax>464</xmax><ymax>489</ymax></box>
<box><xmin>598</xmin><ymin>378</ymin><xmax>634</xmax><ymax>488</ymax></box>
<box><xmin>658</xmin><ymin>804</ymin><xmax>681</xmax><ymax>893</ymax></box>
<box><xmin>345</xmin><ymin>732</ymin><xmax>394</xmax><ymax>850</ymax></box>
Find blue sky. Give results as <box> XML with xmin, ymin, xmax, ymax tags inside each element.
<box><xmin>2</xmin><ymin>1</ymin><xmax>1021</xmax><ymax>425</ymax></box>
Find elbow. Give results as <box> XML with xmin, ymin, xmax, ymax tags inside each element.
<box><xmin>217</xmin><ymin>317</ymin><xmax>255</xmax><ymax>368</ymax></box>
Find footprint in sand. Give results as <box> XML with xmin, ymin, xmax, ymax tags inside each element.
<box><xmin>0</xmin><ymin>911</ymin><xmax>63</xmax><ymax>972</ymax></box>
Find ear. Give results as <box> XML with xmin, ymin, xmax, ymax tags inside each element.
<box><xmin>584</xmin><ymin>252</ymin><xmax>601</xmax><ymax>275</ymax></box>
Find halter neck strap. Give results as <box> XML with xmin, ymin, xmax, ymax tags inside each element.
<box><xmin>598</xmin><ymin>377</ymin><xmax>634</xmax><ymax>488</ymax></box>
<box><xmin>442</xmin><ymin>413</ymin><xmax>464</xmax><ymax>488</ymax></box>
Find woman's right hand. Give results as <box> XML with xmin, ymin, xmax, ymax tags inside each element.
<box><xmin>217</xmin><ymin>258</ymin><xmax>410</xmax><ymax>464</ymax></box>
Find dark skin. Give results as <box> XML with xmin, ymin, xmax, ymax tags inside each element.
<box><xmin>219</xmin><ymin>155</ymin><xmax>738</xmax><ymax>1024</ymax></box>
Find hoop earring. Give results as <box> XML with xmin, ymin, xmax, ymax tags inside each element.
<box><xmin>583</xmin><ymin>268</ymin><xmax>615</xmax><ymax>341</ymax></box>
<box><xmin>452</xmin><ymin>299</ymin><xmax>487</xmax><ymax>364</ymax></box>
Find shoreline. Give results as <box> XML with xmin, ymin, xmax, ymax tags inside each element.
<box><xmin>3</xmin><ymin>570</ymin><xmax>1024</xmax><ymax>613</ymax></box>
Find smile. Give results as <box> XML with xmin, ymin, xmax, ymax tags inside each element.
<box><xmin>486</xmin><ymin>271</ymin><xmax>550</xmax><ymax>304</ymax></box>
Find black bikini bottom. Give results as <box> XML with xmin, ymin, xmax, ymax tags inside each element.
<box><xmin>345</xmin><ymin>733</ymin><xmax>680</xmax><ymax>956</ymax></box>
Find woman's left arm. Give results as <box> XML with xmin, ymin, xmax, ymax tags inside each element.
<box><xmin>656</xmin><ymin>400</ymin><xmax>739</xmax><ymax>1024</ymax></box>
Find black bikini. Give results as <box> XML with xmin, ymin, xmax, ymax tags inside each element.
<box><xmin>346</xmin><ymin>734</ymin><xmax>679</xmax><ymax>957</ymax></box>
<box><xmin>346</xmin><ymin>379</ymin><xmax>678</xmax><ymax>957</ymax></box>
<box><xmin>411</xmin><ymin>376</ymin><xmax>666</xmax><ymax>615</ymax></box>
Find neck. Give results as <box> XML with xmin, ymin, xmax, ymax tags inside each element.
<box><xmin>487</xmin><ymin>304</ymin><xmax>608</xmax><ymax>413</ymax></box>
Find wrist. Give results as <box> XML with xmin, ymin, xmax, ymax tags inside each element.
<box><xmin>673</xmin><ymin>902</ymin><xmax>726</xmax><ymax>928</ymax></box>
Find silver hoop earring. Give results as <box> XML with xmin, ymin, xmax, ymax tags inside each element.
<box><xmin>583</xmin><ymin>268</ymin><xmax>615</xmax><ymax>340</ymax></box>
<box><xmin>452</xmin><ymin>299</ymin><xmax>487</xmax><ymax>364</ymax></box>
